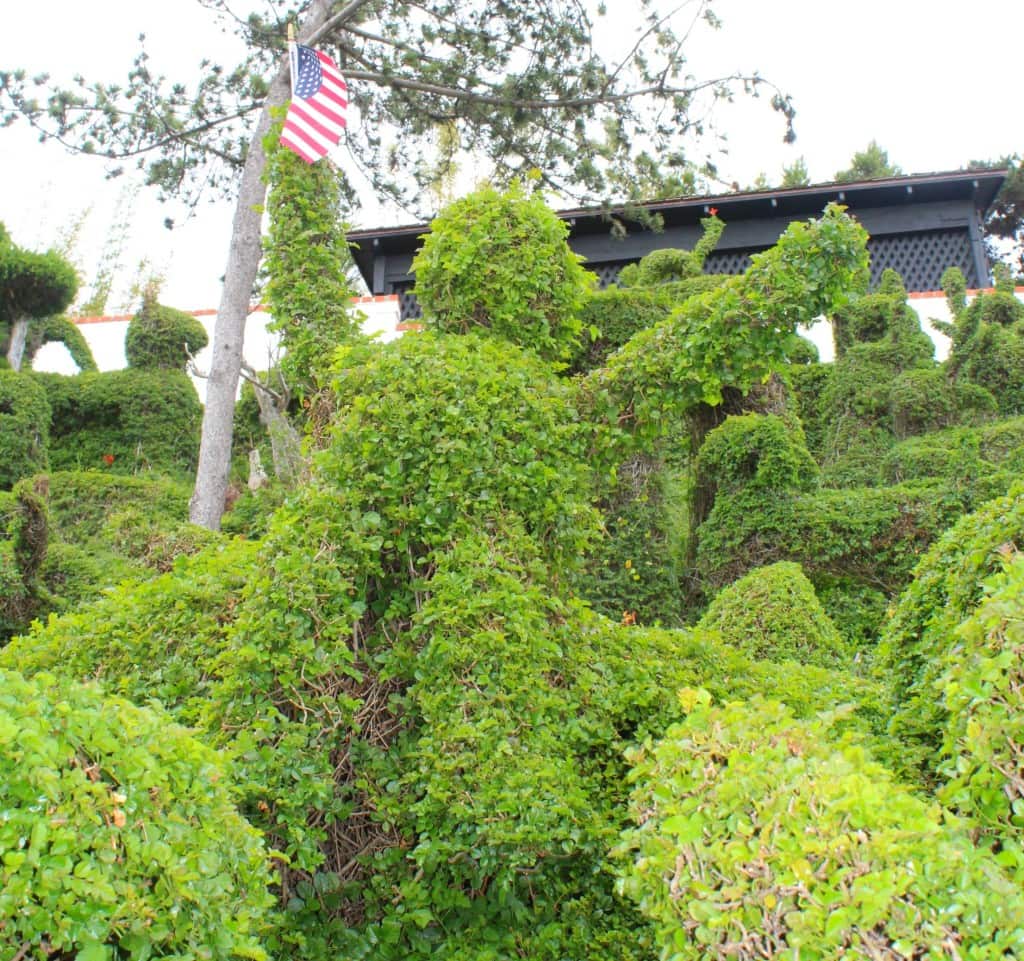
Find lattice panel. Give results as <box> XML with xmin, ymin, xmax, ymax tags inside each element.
<box><xmin>703</xmin><ymin>249</ymin><xmax>757</xmax><ymax>276</ymax></box>
<box><xmin>867</xmin><ymin>230</ymin><xmax>976</xmax><ymax>291</ymax></box>
<box><xmin>391</xmin><ymin>281</ymin><xmax>422</xmax><ymax>321</ymax></box>
<box><xmin>589</xmin><ymin>260</ymin><xmax>632</xmax><ymax>288</ymax></box>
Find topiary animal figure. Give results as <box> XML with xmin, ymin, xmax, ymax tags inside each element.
<box><xmin>936</xmin><ymin>264</ymin><xmax>1024</xmax><ymax>415</ymax></box>
<box><xmin>125</xmin><ymin>296</ymin><xmax>209</xmax><ymax>371</ymax></box>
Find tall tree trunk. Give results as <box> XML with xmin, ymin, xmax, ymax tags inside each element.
<box><xmin>189</xmin><ymin>0</ymin><xmax>333</xmax><ymax>530</ymax></box>
<box><xmin>6</xmin><ymin>317</ymin><xmax>29</xmax><ymax>371</ymax></box>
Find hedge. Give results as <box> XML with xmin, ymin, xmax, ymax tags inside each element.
<box><xmin>0</xmin><ymin>370</ymin><xmax>50</xmax><ymax>489</ymax></box>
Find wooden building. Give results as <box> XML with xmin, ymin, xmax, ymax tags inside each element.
<box><xmin>347</xmin><ymin>169</ymin><xmax>1007</xmax><ymax>322</ymax></box>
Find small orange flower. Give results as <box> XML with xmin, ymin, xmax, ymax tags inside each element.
<box><xmin>709</xmin><ymin>207</ymin><xmax>719</xmax><ymax>216</ymax></box>
<box><xmin>102</xmin><ymin>454</ymin><xmax>115</xmax><ymax>466</ymax></box>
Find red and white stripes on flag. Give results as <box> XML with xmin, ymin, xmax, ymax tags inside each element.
<box><xmin>280</xmin><ymin>43</ymin><xmax>347</xmax><ymax>163</ymax></box>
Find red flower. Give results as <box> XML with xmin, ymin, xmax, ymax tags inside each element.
<box><xmin>103</xmin><ymin>454</ymin><xmax>115</xmax><ymax>466</ymax></box>
<box><xmin>709</xmin><ymin>207</ymin><xmax>719</xmax><ymax>216</ymax></box>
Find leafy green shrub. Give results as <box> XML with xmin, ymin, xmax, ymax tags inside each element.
<box><xmin>938</xmin><ymin>552</ymin><xmax>1024</xmax><ymax>857</ymax></box>
<box><xmin>412</xmin><ymin>181</ymin><xmax>594</xmax><ymax>363</ymax></box>
<box><xmin>41</xmin><ymin>470</ymin><xmax>190</xmax><ymax>546</ymax></box>
<box><xmin>814</xmin><ymin>574</ymin><xmax>890</xmax><ymax>651</ymax></box>
<box><xmin>124</xmin><ymin>299</ymin><xmax>208</xmax><ymax>370</ymax></box>
<box><xmin>22</xmin><ymin>314</ymin><xmax>97</xmax><ymax>372</ymax></box>
<box><xmin>0</xmin><ymin>370</ymin><xmax>50</xmax><ymax>489</ymax></box>
<box><xmin>878</xmin><ymin>484</ymin><xmax>1024</xmax><ymax>782</ymax></box>
<box><xmin>784</xmin><ymin>333</ymin><xmax>819</xmax><ymax>364</ymax></box>
<box><xmin>941</xmin><ymin>266</ymin><xmax>1024</xmax><ymax>415</ymax></box>
<box><xmin>0</xmin><ymin>668</ymin><xmax>273</xmax><ymax>960</ymax></box>
<box><xmin>616</xmin><ymin>215</ymin><xmax>724</xmax><ymax>288</ymax></box>
<box><xmin>4</xmin><ymin>539</ymin><xmax>258</xmax><ymax>725</ymax></box>
<box><xmin>569</xmin><ymin>285</ymin><xmax>676</xmax><ymax>373</ymax></box>
<box><xmin>591</xmin><ymin>205</ymin><xmax>870</xmax><ymax>447</ymax></box>
<box><xmin>697</xmin><ymin>413</ymin><xmax>818</xmax><ymax>495</ymax></box>
<box><xmin>577</xmin><ymin>453</ymin><xmax>688</xmax><ymax>625</ymax></box>
<box><xmin>0</xmin><ymin>229</ymin><xmax>78</xmax><ymax>366</ymax></box>
<box><xmin>617</xmin><ymin>694</ymin><xmax>1024</xmax><ymax>960</ymax></box>
<box><xmin>0</xmin><ymin>480</ymin><xmax>49</xmax><ymax>640</ymax></box>
<box><xmin>698</xmin><ymin>561</ymin><xmax>847</xmax><ymax>667</ymax></box>
<box><xmin>832</xmin><ymin>268</ymin><xmax>933</xmax><ymax>361</ymax></box>
<box><xmin>889</xmin><ymin>366</ymin><xmax>957</xmax><ymax>438</ymax></box>
<box><xmin>785</xmin><ymin>360</ymin><xmax>832</xmax><ymax>457</ymax></box>
<box><xmin>697</xmin><ymin>480</ymin><xmax>962</xmax><ymax>598</ymax></box>
<box><xmin>33</xmin><ymin>369</ymin><xmax>201</xmax><ymax>476</ymax></box>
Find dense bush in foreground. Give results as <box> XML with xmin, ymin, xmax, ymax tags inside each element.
<box><xmin>0</xmin><ymin>668</ymin><xmax>272</xmax><ymax>960</ymax></box>
<box><xmin>618</xmin><ymin>693</ymin><xmax>1024</xmax><ymax>960</ymax></box>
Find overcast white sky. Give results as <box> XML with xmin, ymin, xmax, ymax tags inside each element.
<box><xmin>0</xmin><ymin>0</ymin><xmax>1020</xmax><ymax>314</ymax></box>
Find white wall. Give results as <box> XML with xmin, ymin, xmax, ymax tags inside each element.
<box><xmin>32</xmin><ymin>296</ymin><xmax>402</xmax><ymax>402</ymax></box>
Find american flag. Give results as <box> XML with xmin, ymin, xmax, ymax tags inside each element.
<box><xmin>280</xmin><ymin>43</ymin><xmax>348</xmax><ymax>163</ymax></box>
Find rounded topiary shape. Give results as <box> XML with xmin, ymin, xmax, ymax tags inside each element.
<box><xmin>698</xmin><ymin>561</ymin><xmax>846</xmax><ymax>667</ymax></box>
<box><xmin>617</xmin><ymin>693</ymin><xmax>1024</xmax><ymax>961</ymax></box>
<box><xmin>0</xmin><ymin>668</ymin><xmax>273</xmax><ymax>960</ymax></box>
<box><xmin>411</xmin><ymin>181</ymin><xmax>595</xmax><ymax>364</ymax></box>
<box><xmin>125</xmin><ymin>300</ymin><xmax>208</xmax><ymax>370</ymax></box>
<box><xmin>0</xmin><ymin>235</ymin><xmax>79</xmax><ymax>328</ymax></box>
<box><xmin>878</xmin><ymin>484</ymin><xmax>1024</xmax><ymax>782</ymax></box>
<box><xmin>0</xmin><ymin>370</ymin><xmax>50</xmax><ymax>490</ymax></box>
<box><xmin>939</xmin><ymin>552</ymin><xmax>1024</xmax><ymax>846</ymax></box>
<box><xmin>697</xmin><ymin>413</ymin><xmax>819</xmax><ymax>495</ymax></box>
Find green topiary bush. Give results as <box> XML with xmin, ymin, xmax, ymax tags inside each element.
<box><xmin>617</xmin><ymin>693</ymin><xmax>1024</xmax><ymax>961</ymax></box>
<box><xmin>33</xmin><ymin>369</ymin><xmax>201</xmax><ymax>477</ymax></box>
<box><xmin>124</xmin><ymin>299</ymin><xmax>209</xmax><ymax>370</ymax></box>
<box><xmin>22</xmin><ymin>314</ymin><xmax>97</xmax><ymax>372</ymax></box>
<box><xmin>0</xmin><ymin>668</ymin><xmax>273</xmax><ymax>961</ymax></box>
<box><xmin>569</xmin><ymin>285</ymin><xmax>676</xmax><ymax>374</ymax></box>
<box><xmin>0</xmin><ymin>370</ymin><xmax>50</xmax><ymax>489</ymax></box>
<box><xmin>696</xmin><ymin>413</ymin><xmax>818</xmax><ymax>495</ymax></box>
<box><xmin>878</xmin><ymin>484</ymin><xmax>1024</xmax><ymax>783</ymax></box>
<box><xmin>938</xmin><ymin>551</ymin><xmax>1024</xmax><ymax>859</ymax></box>
<box><xmin>698</xmin><ymin>561</ymin><xmax>847</xmax><ymax>667</ymax></box>
<box><xmin>696</xmin><ymin>480</ymin><xmax>963</xmax><ymax>599</ymax></box>
<box><xmin>412</xmin><ymin>181</ymin><xmax>595</xmax><ymax>364</ymax></box>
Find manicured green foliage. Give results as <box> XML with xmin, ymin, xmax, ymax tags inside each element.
<box><xmin>412</xmin><ymin>181</ymin><xmax>595</xmax><ymax>363</ymax></box>
<box><xmin>0</xmin><ymin>370</ymin><xmax>49</xmax><ymax>489</ymax></box>
<box><xmin>0</xmin><ymin>668</ymin><xmax>273</xmax><ymax>961</ymax></box>
<box><xmin>878</xmin><ymin>484</ymin><xmax>1024</xmax><ymax>782</ymax></box>
<box><xmin>697</xmin><ymin>480</ymin><xmax>962</xmax><ymax>598</ymax></box>
<box><xmin>617</xmin><ymin>694</ymin><xmax>1024</xmax><ymax>961</ymax></box>
<box><xmin>940</xmin><ymin>265</ymin><xmax>1024</xmax><ymax>416</ymax></box>
<box><xmin>0</xmin><ymin>479</ymin><xmax>48</xmax><ymax>639</ymax></box>
<box><xmin>832</xmin><ymin>269</ymin><xmax>931</xmax><ymax>361</ymax></box>
<box><xmin>615</xmin><ymin>214</ymin><xmax>724</xmax><ymax>287</ymax></box>
<box><xmin>589</xmin><ymin>205</ymin><xmax>870</xmax><ymax>446</ymax></box>
<box><xmin>264</xmin><ymin>130</ymin><xmax>362</xmax><ymax>394</ymax></box>
<box><xmin>124</xmin><ymin>299</ymin><xmax>208</xmax><ymax>370</ymax></box>
<box><xmin>5</xmin><ymin>539</ymin><xmax>258</xmax><ymax>724</ymax></box>
<box><xmin>938</xmin><ymin>552</ymin><xmax>1024</xmax><ymax>858</ymax></box>
<box><xmin>22</xmin><ymin>314</ymin><xmax>97</xmax><ymax>372</ymax></box>
<box><xmin>783</xmin><ymin>333</ymin><xmax>819</xmax><ymax>364</ymax></box>
<box><xmin>569</xmin><ymin>285</ymin><xmax>676</xmax><ymax>374</ymax></box>
<box><xmin>33</xmin><ymin>369</ymin><xmax>201</xmax><ymax>476</ymax></box>
<box><xmin>698</xmin><ymin>561</ymin><xmax>847</xmax><ymax>667</ymax></box>
<box><xmin>814</xmin><ymin>575</ymin><xmax>890</xmax><ymax>652</ymax></box>
<box><xmin>696</xmin><ymin>413</ymin><xmax>818</xmax><ymax>495</ymax></box>
<box><xmin>0</xmin><ymin>470</ymin><xmax>205</xmax><ymax>632</ymax></box>
<box><xmin>0</xmin><ymin>227</ymin><xmax>78</xmax><ymax>343</ymax></box>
